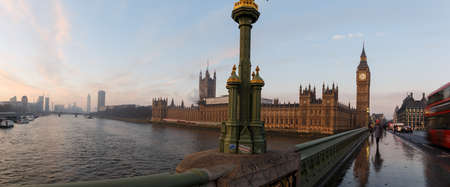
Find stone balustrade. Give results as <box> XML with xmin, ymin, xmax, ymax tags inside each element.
<box><xmin>295</xmin><ymin>127</ymin><xmax>369</xmax><ymax>187</ymax></box>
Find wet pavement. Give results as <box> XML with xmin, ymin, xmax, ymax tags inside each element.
<box><xmin>394</xmin><ymin>131</ymin><xmax>429</xmax><ymax>145</ymax></box>
<box><xmin>338</xmin><ymin>130</ymin><xmax>450</xmax><ymax>187</ymax></box>
<box><xmin>393</xmin><ymin>131</ymin><xmax>450</xmax><ymax>157</ymax></box>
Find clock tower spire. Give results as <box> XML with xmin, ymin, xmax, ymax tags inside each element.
<box><xmin>356</xmin><ymin>44</ymin><xmax>371</xmax><ymax>127</ymax></box>
<box><xmin>360</xmin><ymin>42</ymin><xmax>367</xmax><ymax>61</ymax></box>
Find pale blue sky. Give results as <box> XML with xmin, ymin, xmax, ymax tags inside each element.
<box><xmin>0</xmin><ymin>0</ymin><xmax>449</xmax><ymax>118</ymax></box>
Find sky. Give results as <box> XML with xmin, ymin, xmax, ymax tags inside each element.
<box><xmin>0</xmin><ymin>0</ymin><xmax>449</xmax><ymax>118</ymax></box>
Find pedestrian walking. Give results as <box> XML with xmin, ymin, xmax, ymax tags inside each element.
<box><xmin>374</xmin><ymin>120</ymin><xmax>383</xmax><ymax>149</ymax></box>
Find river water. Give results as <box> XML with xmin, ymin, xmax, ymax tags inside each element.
<box><xmin>0</xmin><ymin>115</ymin><xmax>312</xmax><ymax>186</ymax></box>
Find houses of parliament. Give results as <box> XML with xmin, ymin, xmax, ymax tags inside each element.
<box><xmin>152</xmin><ymin>47</ymin><xmax>371</xmax><ymax>134</ymax></box>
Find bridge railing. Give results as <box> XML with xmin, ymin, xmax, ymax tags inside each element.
<box><xmin>294</xmin><ymin>127</ymin><xmax>369</xmax><ymax>187</ymax></box>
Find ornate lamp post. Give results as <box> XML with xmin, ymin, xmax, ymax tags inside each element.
<box><xmin>219</xmin><ymin>0</ymin><xmax>266</xmax><ymax>154</ymax></box>
<box><xmin>177</xmin><ymin>2</ymin><xmax>299</xmax><ymax>184</ymax></box>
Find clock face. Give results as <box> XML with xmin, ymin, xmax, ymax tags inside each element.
<box><xmin>359</xmin><ymin>73</ymin><xmax>366</xmax><ymax>80</ymax></box>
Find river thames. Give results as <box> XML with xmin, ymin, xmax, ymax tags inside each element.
<box><xmin>0</xmin><ymin>115</ymin><xmax>312</xmax><ymax>186</ymax></box>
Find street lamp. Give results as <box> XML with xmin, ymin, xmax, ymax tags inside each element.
<box><xmin>366</xmin><ymin>107</ymin><xmax>370</xmax><ymax>126</ymax></box>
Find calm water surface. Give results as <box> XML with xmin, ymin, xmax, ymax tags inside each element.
<box><xmin>0</xmin><ymin>115</ymin><xmax>310</xmax><ymax>185</ymax></box>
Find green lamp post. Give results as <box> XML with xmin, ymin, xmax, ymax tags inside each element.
<box><xmin>219</xmin><ymin>0</ymin><xmax>266</xmax><ymax>154</ymax></box>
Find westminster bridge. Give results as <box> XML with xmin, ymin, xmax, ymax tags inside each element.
<box><xmin>1</xmin><ymin>115</ymin><xmax>448</xmax><ymax>187</ymax></box>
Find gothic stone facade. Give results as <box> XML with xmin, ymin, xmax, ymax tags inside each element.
<box><xmin>152</xmin><ymin>84</ymin><xmax>359</xmax><ymax>134</ymax></box>
<box><xmin>356</xmin><ymin>46</ymin><xmax>371</xmax><ymax>127</ymax></box>
<box><xmin>152</xmin><ymin>48</ymin><xmax>369</xmax><ymax>134</ymax></box>
<box><xmin>395</xmin><ymin>93</ymin><xmax>427</xmax><ymax>130</ymax></box>
<box><xmin>199</xmin><ymin>69</ymin><xmax>216</xmax><ymax>101</ymax></box>
<box><xmin>152</xmin><ymin>85</ymin><xmax>357</xmax><ymax>134</ymax></box>
<box><xmin>152</xmin><ymin>98</ymin><xmax>168</xmax><ymax>121</ymax></box>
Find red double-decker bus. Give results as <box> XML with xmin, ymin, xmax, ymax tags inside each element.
<box><xmin>425</xmin><ymin>82</ymin><xmax>450</xmax><ymax>149</ymax></box>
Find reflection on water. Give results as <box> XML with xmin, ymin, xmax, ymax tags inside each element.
<box><xmin>0</xmin><ymin>115</ymin><xmax>311</xmax><ymax>185</ymax></box>
<box><xmin>339</xmin><ymin>131</ymin><xmax>450</xmax><ymax>187</ymax></box>
<box><xmin>353</xmin><ymin>140</ymin><xmax>370</xmax><ymax>187</ymax></box>
<box><xmin>372</xmin><ymin>148</ymin><xmax>383</xmax><ymax>172</ymax></box>
<box><xmin>372</xmin><ymin>131</ymin><xmax>384</xmax><ymax>173</ymax></box>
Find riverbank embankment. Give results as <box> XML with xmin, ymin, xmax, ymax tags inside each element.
<box><xmin>97</xmin><ymin>116</ymin><xmax>325</xmax><ymax>138</ymax></box>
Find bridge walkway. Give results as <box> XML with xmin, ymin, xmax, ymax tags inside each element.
<box><xmin>338</xmin><ymin>130</ymin><xmax>450</xmax><ymax>187</ymax></box>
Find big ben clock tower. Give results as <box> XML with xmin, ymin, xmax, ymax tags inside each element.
<box><xmin>356</xmin><ymin>44</ymin><xmax>371</xmax><ymax>127</ymax></box>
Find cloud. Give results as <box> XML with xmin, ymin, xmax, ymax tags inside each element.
<box><xmin>0</xmin><ymin>0</ymin><xmax>82</xmax><ymax>106</ymax></box>
<box><xmin>0</xmin><ymin>0</ymin><xmax>33</xmax><ymax>23</ymax></box>
<box><xmin>205</xmin><ymin>48</ymin><xmax>239</xmax><ymax>67</ymax></box>
<box><xmin>348</xmin><ymin>33</ymin><xmax>364</xmax><ymax>38</ymax></box>
<box><xmin>332</xmin><ymin>32</ymin><xmax>364</xmax><ymax>40</ymax></box>
<box><xmin>54</xmin><ymin>0</ymin><xmax>71</xmax><ymax>45</ymax></box>
<box><xmin>0</xmin><ymin>0</ymin><xmax>51</xmax><ymax>41</ymax></box>
<box><xmin>332</xmin><ymin>34</ymin><xmax>346</xmax><ymax>40</ymax></box>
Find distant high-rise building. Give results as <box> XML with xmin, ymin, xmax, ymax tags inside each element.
<box><xmin>45</xmin><ymin>97</ymin><xmax>50</xmax><ymax>112</ymax></box>
<box><xmin>87</xmin><ymin>94</ymin><xmax>91</xmax><ymax>113</ymax></box>
<box><xmin>97</xmin><ymin>90</ymin><xmax>106</xmax><ymax>112</ymax></box>
<box><xmin>72</xmin><ymin>102</ymin><xmax>81</xmax><ymax>113</ymax></box>
<box><xmin>37</xmin><ymin>96</ymin><xmax>44</xmax><ymax>112</ymax></box>
<box><xmin>21</xmin><ymin>96</ymin><xmax>28</xmax><ymax>113</ymax></box>
<box><xmin>9</xmin><ymin>96</ymin><xmax>17</xmax><ymax>103</ymax></box>
<box><xmin>9</xmin><ymin>96</ymin><xmax>18</xmax><ymax>112</ymax></box>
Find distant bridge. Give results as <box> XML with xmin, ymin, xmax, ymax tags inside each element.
<box><xmin>49</xmin><ymin>112</ymin><xmax>91</xmax><ymax>117</ymax></box>
<box><xmin>50</xmin><ymin>112</ymin><xmax>88</xmax><ymax>115</ymax></box>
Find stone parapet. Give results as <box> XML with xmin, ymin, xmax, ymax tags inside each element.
<box><xmin>176</xmin><ymin>150</ymin><xmax>300</xmax><ymax>187</ymax></box>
